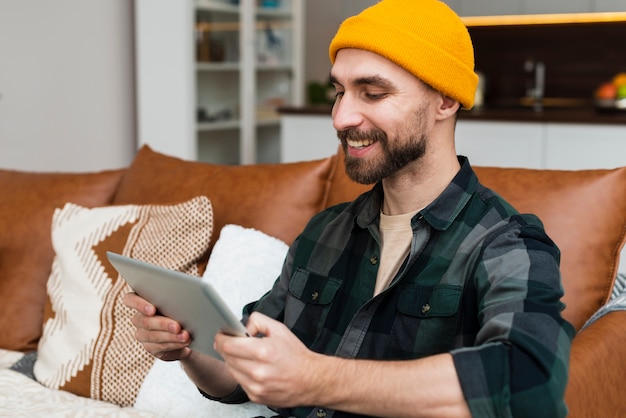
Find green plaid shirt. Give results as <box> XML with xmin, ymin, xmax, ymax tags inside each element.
<box><xmin>242</xmin><ymin>157</ymin><xmax>575</xmax><ymax>418</ymax></box>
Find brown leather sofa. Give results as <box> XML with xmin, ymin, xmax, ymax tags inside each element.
<box><xmin>1</xmin><ymin>145</ymin><xmax>625</xmax><ymax>417</ymax></box>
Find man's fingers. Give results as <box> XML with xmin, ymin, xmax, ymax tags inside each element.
<box><xmin>245</xmin><ymin>311</ymin><xmax>281</xmax><ymax>337</ymax></box>
<box><xmin>123</xmin><ymin>291</ymin><xmax>156</xmax><ymax>315</ymax></box>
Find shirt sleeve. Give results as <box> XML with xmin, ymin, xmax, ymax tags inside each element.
<box><xmin>451</xmin><ymin>216</ymin><xmax>575</xmax><ymax>417</ymax></box>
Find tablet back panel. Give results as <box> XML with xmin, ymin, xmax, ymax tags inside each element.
<box><xmin>107</xmin><ymin>251</ymin><xmax>247</xmax><ymax>360</ymax></box>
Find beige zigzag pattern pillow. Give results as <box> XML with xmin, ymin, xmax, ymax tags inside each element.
<box><xmin>34</xmin><ymin>196</ymin><xmax>213</xmax><ymax>407</ymax></box>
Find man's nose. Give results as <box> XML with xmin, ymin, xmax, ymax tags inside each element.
<box><xmin>332</xmin><ymin>94</ymin><xmax>364</xmax><ymax>132</ymax></box>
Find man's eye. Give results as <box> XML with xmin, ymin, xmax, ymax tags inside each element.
<box><xmin>334</xmin><ymin>91</ymin><xmax>345</xmax><ymax>99</ymax></box>
<box><xmin>365</xmin><ymin>92</ymin><xmax>386</xmax><ymax>100</ymax></box>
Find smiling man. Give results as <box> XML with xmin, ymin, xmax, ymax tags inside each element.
<box><xmin>124</xmin><ymin>1</ymin><xmax>575</xmax><ymax>417</ymax></box>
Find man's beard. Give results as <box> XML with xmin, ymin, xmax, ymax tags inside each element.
<box><xmin>337</xmin><ymin>113</ymin><xmax>428</xmax><ymax>185</ymax></box>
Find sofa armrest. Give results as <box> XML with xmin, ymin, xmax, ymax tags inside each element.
<box><xmin>565</xmin><ymin>310</ymin><xmax>626</xmax><ymax>418</ymax></box>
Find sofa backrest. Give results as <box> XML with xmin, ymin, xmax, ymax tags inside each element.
<box><xmin>111</xmin><ymin>145</ymin><xmax>338</xmax><ymax>252</ymax></box>
<box><xmin>0</xmin><ymin>168</ymin><xmax>124</xmax><ymax>352</ymax></box>
<box><xmin>325</xmin><ymin>147</ymin><xmax>626</xmax><ymax>330</ymax></box>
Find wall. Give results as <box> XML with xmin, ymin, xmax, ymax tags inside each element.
<box><xmin>304</xmin><ymin>0</ymin><xmax>376</xmax><ymax>90</ymax></box>
<box><xmin>0</xmin><ymin>0</ymin><xmax>135</xmax><ymax>172</ymax></box>
<box><xmin>446</xmin><ymin>0</ymin><xmax>625</xmax><ymax>15</ymax></box>
<box><xmin>135</xmin><ymin>0</ymin><xmax>196</xmax><ymax>161</ymax></box>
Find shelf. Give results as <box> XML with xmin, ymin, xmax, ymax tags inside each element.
<box><xmin>197</xmin><ymin>119</ymin><xmax>241</xmax><ymax>131</ymax></box>
<box><xmin>195</xmin><ymin>0</ymin><xmax>239</xmax><ymax>14</ymax></box>
<box><xmin>197</xmin><ymin>116</ymin><xmax>280</xmax><ymax>132</ymax></box>
<box><xmin>256</xmin><ymin>116</ymin><xmax>281</xmax><ymax>127</ymax></box>
<box><xmin>257</xmin><ymin>63</ymin><xmax>292</xmax><ymax>71</ymax></box>
<box><xmin>256</xmin><ymin>7</ymin><xmax>292</xmax><ymax>19</ymax></box>
<box><xmin>195</xmin><ymin>0</ymin><xmax>292</xmax><ymax>18</ymax></box>
<box><xmin>196</xmin><ymin>62</ymin><xmax>292</xmax><ymax>72</ymax></box>
<box><xmin>196</xmin><ymin>62</ymin><xmax>240</xmax><ymax>71</ymax></box>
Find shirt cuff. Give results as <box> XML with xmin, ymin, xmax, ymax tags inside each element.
<box><xmin>197</xmin><ymin>385</ymin><xmax>249</xmax><ymax>404</ymax></box>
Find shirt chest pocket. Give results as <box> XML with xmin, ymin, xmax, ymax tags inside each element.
<box><xmin>284</xmin><ymin>268</ymin><xmax>342</xmax><ymax>346</ymax></box>
<box><xmin>389</xmin><ymin>284</ymin><xmax>463</xmax><ymax>356</ymax></box>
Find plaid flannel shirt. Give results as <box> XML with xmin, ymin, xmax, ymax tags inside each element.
<box><xmin>238</xmin><ymin>157</ymin><xmax>575</xmax><ymax>418</ymax></box>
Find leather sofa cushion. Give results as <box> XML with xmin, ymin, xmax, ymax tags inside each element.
<box><xmin>0</xmin><ymin>168</ymin><xmax>123</xmax><ymax>352</ymax></box>
<box><xmin>112</xmin><ymin>145</ymin><xmax>336</xmax><ymax>253</ymax></box>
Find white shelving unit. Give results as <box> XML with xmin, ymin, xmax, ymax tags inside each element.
<box><xmin>194</xmin><ymin>0</ymin><xmax>304</xmax><ymax>164</ymax></box>
<box><xmin>134</xmin><ymin>0</ymin><xmax>304</xmax><ymax>164</ymax></box>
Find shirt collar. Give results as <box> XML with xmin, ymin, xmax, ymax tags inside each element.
<box><xmin>356</xmin><ymin>156</ymin><xmax>478</xmax><ymax>232</ymax></box>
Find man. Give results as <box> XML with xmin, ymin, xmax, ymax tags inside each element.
<box><xmin>124</xmin><ymin>1</ymin><xmax>574</xmax><ymax>417</ymax></box>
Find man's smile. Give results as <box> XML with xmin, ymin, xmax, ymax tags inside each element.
<box><xmin>346</xmin><ymin>137</ymin><xmax>376</xmax><ymax>149</ymax></box>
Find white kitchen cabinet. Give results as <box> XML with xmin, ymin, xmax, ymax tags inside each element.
<box><xmin>455</xmin><ymin>121</ymin><xmax>545</xmax><ymax>168</ymax></box>
<box><xmin>544</xmin><ymin>124</ymin><xmax>626</xmax><ymax>169</ymax></box>
<box><xmin>456</xmin><ymin>120</ymin><xmax>626</xmax><ymax>170</ymax></box>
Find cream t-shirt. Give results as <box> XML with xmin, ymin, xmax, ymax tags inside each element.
<box><xmin>374</xmin><ymin>209</ymin><xmax>420</xmax><ymax>296</ymax></box>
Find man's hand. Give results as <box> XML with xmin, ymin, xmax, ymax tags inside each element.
<box><xmin>216</xmin><ymin>312</ymin><xmax>470</xmax><ymax>418</ymax></box>
<box><xmin>123</xmin><ymin>291</ymin><xmax>192</xmax><ymax>362</ymax></box>
<box><xmin>214</xmin><ymin>311</ymin><xmax>321</xmax><ymax>407</ymax></box>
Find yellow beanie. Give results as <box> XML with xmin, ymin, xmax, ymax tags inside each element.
<box><xmin>329</xmin><ymin>0</ymin><xmax>478</xmax><ymax>110</ymax></box>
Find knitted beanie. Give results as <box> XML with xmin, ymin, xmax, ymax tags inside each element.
<box><xmin>329</xmin><ymin>0</ymin><xmax>478</xmax><ymax>110</ymax></box>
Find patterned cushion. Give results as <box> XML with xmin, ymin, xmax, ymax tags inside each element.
<box><xmin>33</xmin><ymin>196</ymin><xmax>213</xmax><ymax>407</ymax></box>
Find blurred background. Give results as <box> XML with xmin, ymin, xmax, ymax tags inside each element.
<box><xmin>1</xmin><ymin>0</ymin><xmax>625</xmax><ymax>171</ymax></box>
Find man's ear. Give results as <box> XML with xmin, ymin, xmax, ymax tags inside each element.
<box><xmin>436</xmin><ymin>95</ymin><xmax>460</xmax><ymax>120</ymax></box>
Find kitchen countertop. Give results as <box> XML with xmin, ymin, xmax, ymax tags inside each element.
<box><xmin>278</xmin><ymin>105</ymin><xmax>626</xmax><ymax>125</ymax></box>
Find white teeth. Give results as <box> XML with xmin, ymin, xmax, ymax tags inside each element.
<box><xmin>347</xmin><ymin>138</ymin><xmax>374</xmax><ymax>148</ymax></box>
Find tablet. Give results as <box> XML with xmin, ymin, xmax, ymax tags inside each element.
<box><xmin>107</xmin><ymin>251</ymin><xmax>248</xmax><ymax>360</ymax></box>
